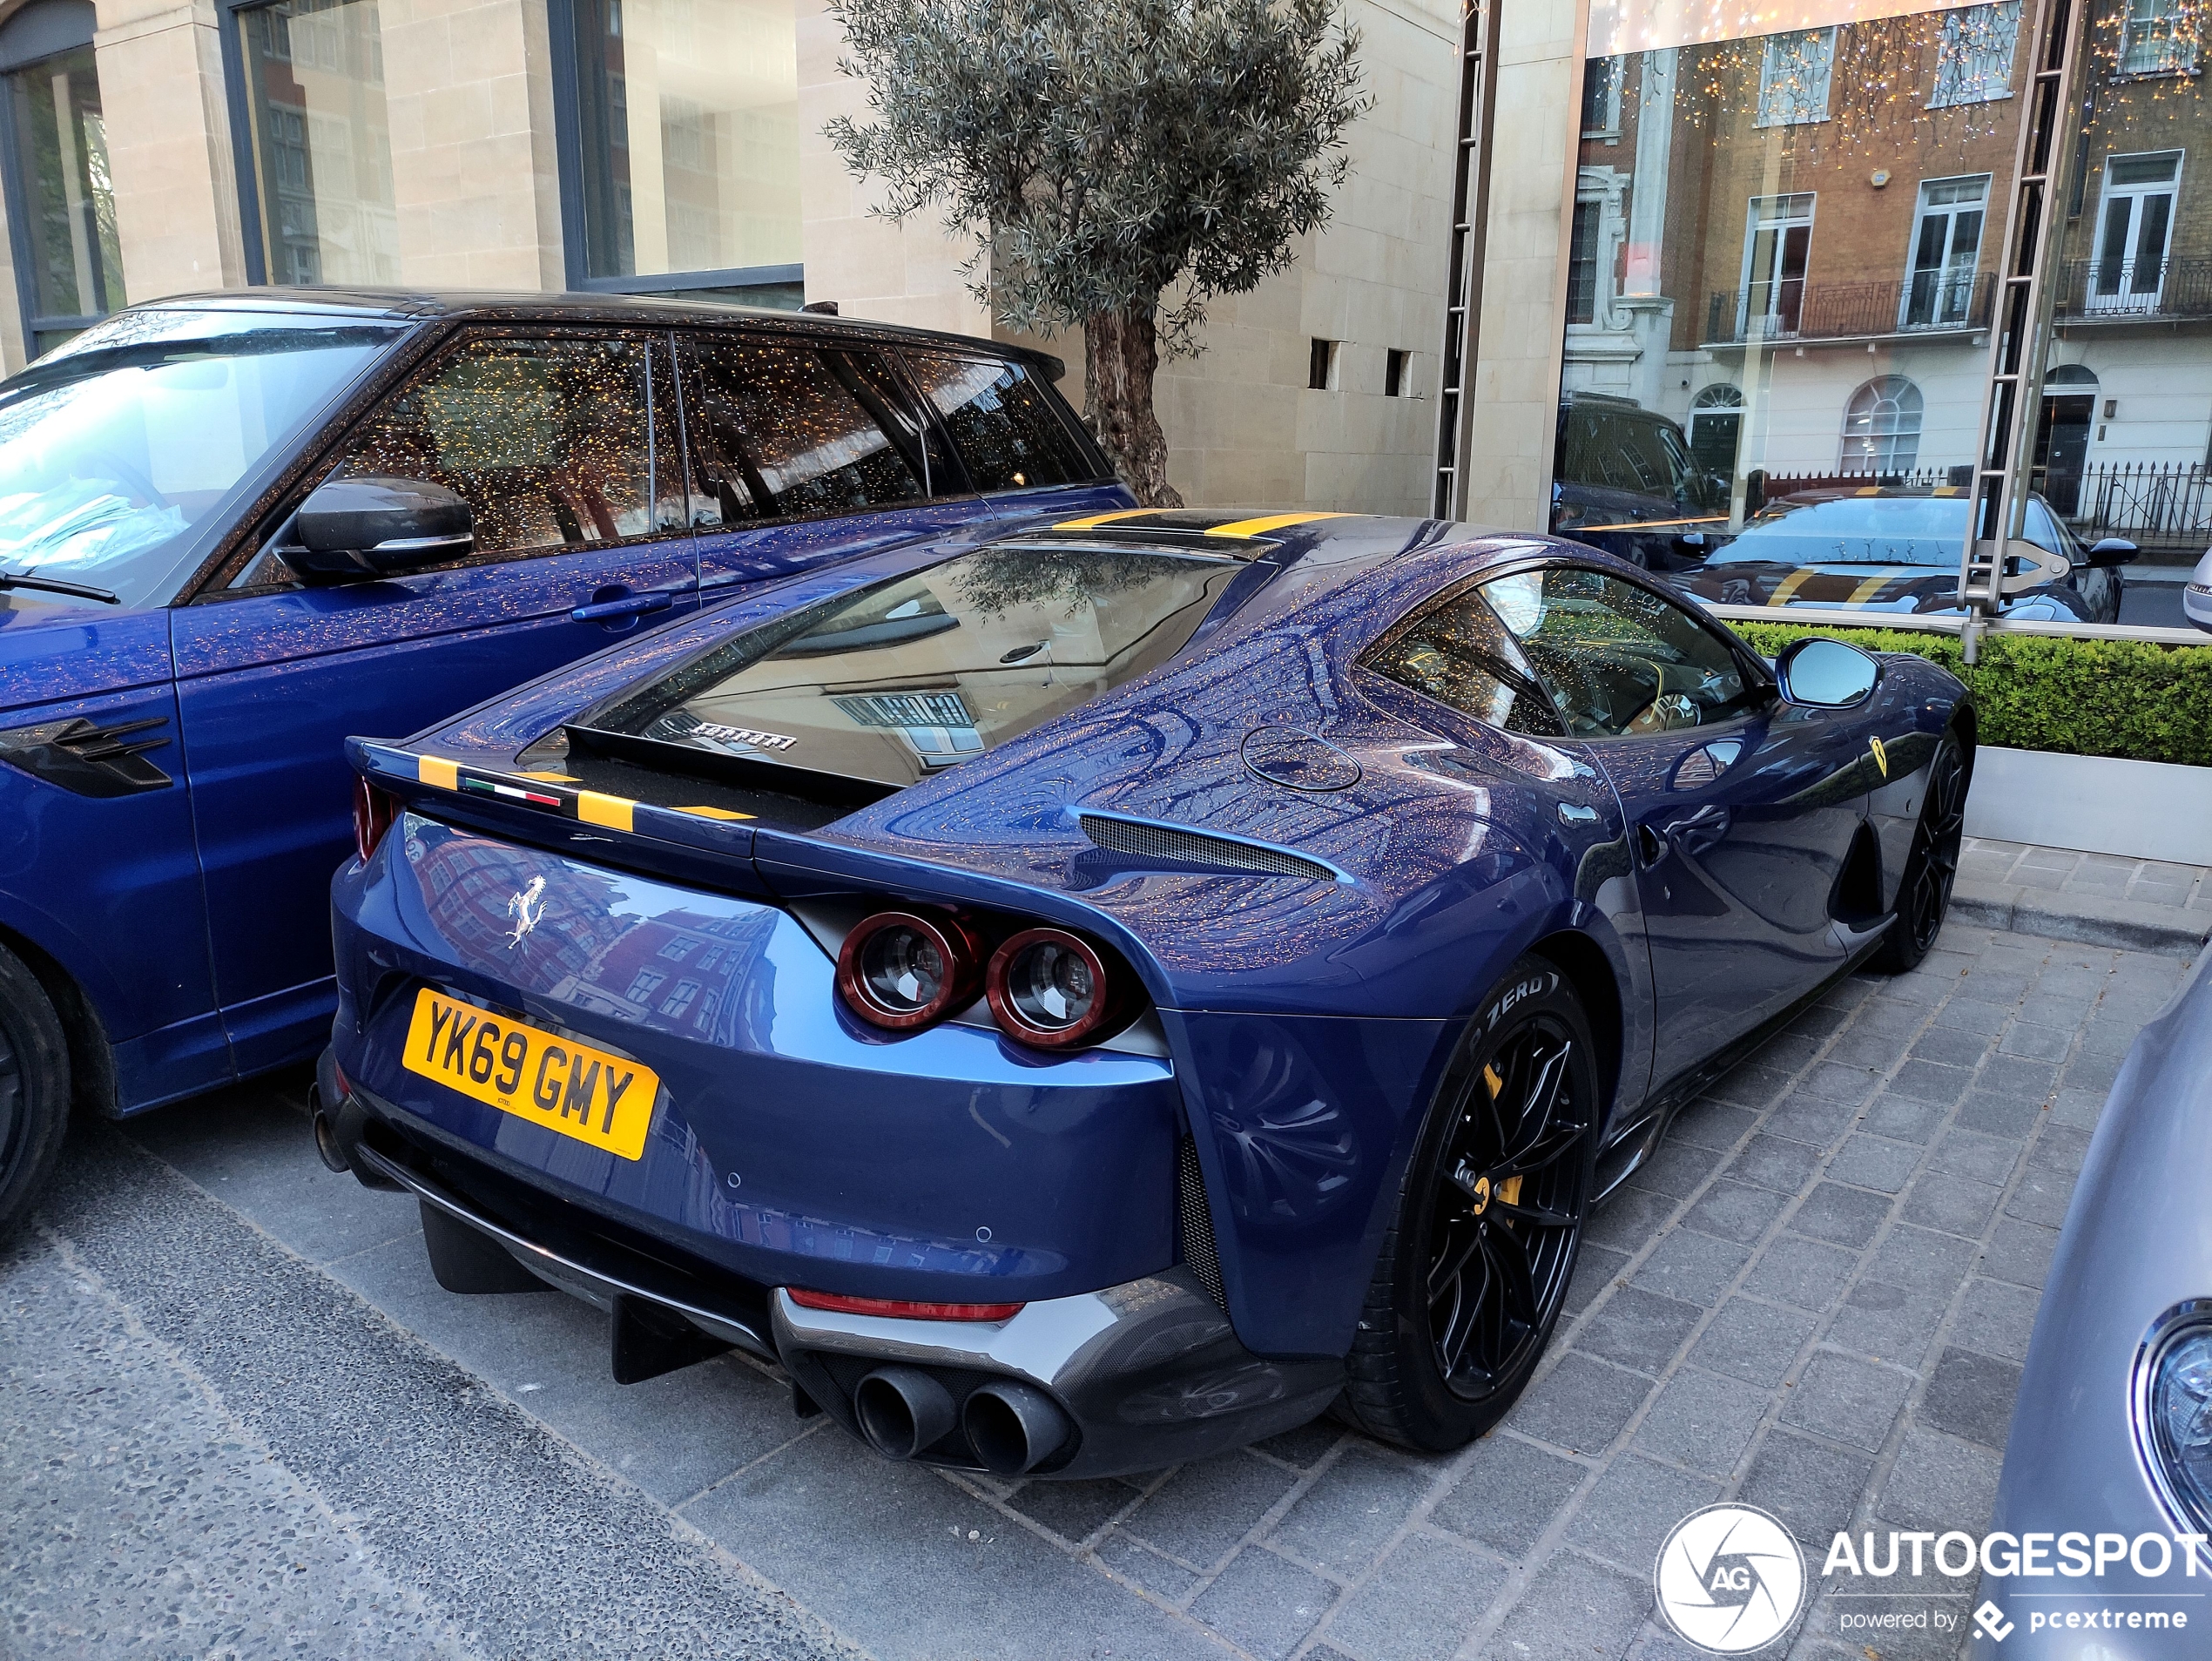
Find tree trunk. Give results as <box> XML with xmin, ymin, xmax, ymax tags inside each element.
<box><xmin>1083</xmin><ymin>305</ymin><xmax>1183</xmax><ymax>509</ymax></box>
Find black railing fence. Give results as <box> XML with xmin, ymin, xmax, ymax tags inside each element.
<box><xmin>2052</xmin><ymin>259</ymin><xmax>2212</xmax><ymax>323</ymax></box>
<box><xmin>2065</xmin><ymin>462</ymin><xmax>2212</xmax><ymax>551</ymax></box>
<box><xmin>1704</xmin><ymin>273</ymin><xmax>1995</xmax><ymax>344</ymax></box>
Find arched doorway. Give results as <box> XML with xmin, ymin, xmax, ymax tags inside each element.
<box><xmin>2035</xmin><ymin>362</ymin><xmax>2098</xmax><ymax>516</ymax></box>
<box><xmin>1687</xmin><ymin>383</ymin><xmax>1743</xmax><ymax>478</ymax></box>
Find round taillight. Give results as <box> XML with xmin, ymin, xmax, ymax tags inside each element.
<box><xmin>352</xmin><ymin>777</ymin><xmax>398</xmax><ymax>865</ymax></box>
<box><xmin>836</xmin><ymin>910</ymin><xmax>981</xmax><ymax>1031</ymax></box>
<box><xmin>987</xmin><ymin>928</ymin><xmax>1117</xmax><ymax>1049</ymax></box>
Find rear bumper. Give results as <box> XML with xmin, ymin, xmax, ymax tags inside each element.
<box><xmin>328</xmin><ymin>1090</ymin><xmax>1339</xmax><ymax>1478</ymax></box>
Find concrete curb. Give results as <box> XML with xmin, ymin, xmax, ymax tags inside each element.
<box><xmin>1952</xmin><ymin>877</ymin><xmax>2212</xmax><ymax>956</ymax></box>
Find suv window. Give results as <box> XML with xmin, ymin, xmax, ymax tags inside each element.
<box><xmin>1559</xmin><ymin>404</ymin><xmax>1683</xmax><ymax>500</ymax></box>
<box><xmin>678</xmin><ymin>337</ymin><xmax>926</xmax><ymax>525</ymax></box>
<box><xmin>1362</xmin><ymin>584</ymin><xmax>1566</xmax><ymax>737</ymax></box>
<box><xmin>1479</xmin><ymin>565</ymin><xmax>1759</xmax><ymax>738</ymax></box>
<box><xmin>329</xmin><ymin>334</ymin><xmax>681</xmax><ymax>557</ymax></box>
<box><xmin>902</xmin><ymin>352</ymin><xmax>1092</xmax><ymax>491</ymax></box>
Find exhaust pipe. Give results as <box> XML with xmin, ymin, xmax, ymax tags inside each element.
<box><xmin>853</xmin><ymin>1367</ymin><xmax>956</xmax><ymax>1461</ymax></box>
<box><xmin>308</xmin><ymin>1084</ymin><xmax>351</xmax><ymax>1174</ymax></box>
<box><xmin>962</xmin><ymin>1381</ymin><xmax>1071</xmax><ymax>1476</ymax></box>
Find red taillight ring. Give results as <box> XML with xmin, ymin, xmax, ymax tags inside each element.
<box><xmin>835</xmin><ymin>909</ymin><xmax>983</xmax><ymax>1032</ymax></box>
<box><xmin>786</xmin><ymin>1286</ymin><xmax>1023</xmax><ymax>1322</ymax></box>
<box><xmin>352</xmin><ymin>777</ymin><xmax>399</xmax><ymax>865</ymax></box>
<box><xmin>986</xmin><ymin>927</ymin><xmax>1118</xmax><ymax>1050</ymax></box>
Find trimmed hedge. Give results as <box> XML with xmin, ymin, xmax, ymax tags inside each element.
<box><xmin>1727</xmin><ymin>619</ymin><xmax>2212</xmax><ymax>769</ymax></box>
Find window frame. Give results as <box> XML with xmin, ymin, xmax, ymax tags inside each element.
<box><xmin>208</xmin><ymin>322</ymin><xmax>696</xmax><ymax>598</ymax></box>
<box><xmin>543</xmin><ymin>0</ymin><xmax>805</xmax><ymax>300</ymax></box>
<box><xmin>0</xmin><ymin>0</ymin><xmax>118</xmax><ymax>351</ymax></box>
<box><xmin>2117</xmin><ymin>0</ymin><xmax>2202</xmax><ymax>78</ymax></box>
<box><xmin>2087</xmin><ymin>150</ymin><xmax>2184</xmax><ymax>312</ymax></box>
<box><xmin>1899</xmin><ymin>173</ymin><xmax>1993</xmax><ymax>329</ymax></box>
<box><xmin>1928</xmin><ymin>1</ymin><xmax>2022</xmax><ymax>108</ymax></box>
<box><xmin>1755</xmin><ymin>28</ymin><xmax>1837</xmax><ymax>127</ymax></box>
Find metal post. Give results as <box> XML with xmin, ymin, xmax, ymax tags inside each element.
<box><xmin>1956</xmin><ymin>0</ymin><xmax>2093</xmax><ymax>663</ymax></box>
<box><xmin>1433</xmin><ymin>0</ymin><xmax>1499</xmax><ymax>520</ymax></box>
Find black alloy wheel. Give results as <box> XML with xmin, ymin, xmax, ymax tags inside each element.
<box><xmin>1873</xmin><ymin>732</ymin><xmax>1968</xmax><ymax>973</ymax></box>
<box><xmin>0</xmin><ymin>941</ymin><xmax>71</xmax><ymax>1242</ymax></box>
<box><xmin>1340</xmin><ymin>956</ymin><xmax>1600</xmax><ymax>1451</ymax></box>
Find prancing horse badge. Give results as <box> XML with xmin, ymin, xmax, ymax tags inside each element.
<box><xmin>1869</xmin><ymin>734</ymin><xmax>1890</xmax><ymax>778</ymax></box>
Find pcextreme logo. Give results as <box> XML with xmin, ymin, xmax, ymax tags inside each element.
<box><xmin>1653</xmin><ymin>1504</ymin><xmax>1809</xmax><ymax>1653</ymax></box>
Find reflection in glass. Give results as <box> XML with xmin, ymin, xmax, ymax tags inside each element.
<box><xmin>590</xmin><ymin>546</ymin><xmax>1239</xmax><ymax>790</ymax></box>
<box><xmin>1552</xmin><ymin>5</ymin><xmax>2040</xmax><ymax>575</ymax></box>
<box><xmin>6</xmin><ymin>45</ymin><xmax>123</xmax><ymax>351</ymax></box>
<box><xmin>239</xmin><ymin>0</ymin><xmax>399</xmax><ymax>286</ymax></box>
<box><xmin>568</xmin><ymin>0</ymin><xmax>800</xmax><ymax>280</ymax></box>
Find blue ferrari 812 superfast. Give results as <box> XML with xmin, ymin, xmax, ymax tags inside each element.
<box><xmin>317</xmin><ymin>508</ymin><xmax>1973</xmax><ymax>1476</ymax></box>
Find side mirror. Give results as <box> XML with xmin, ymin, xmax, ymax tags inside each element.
<box><xmin>1774</xmin><ymin>636</ymin><xmax>1881</xmax><ymax>709</ymax></box>
<box><xmin>2087</xmin><ymin>537</ymin><xmax>2138</xmax><ymax>568</ymax></box>
<box><xmin>275</xmin><ymin>476</ymin><xmax>474</xmax><ymax>583</ymax></box>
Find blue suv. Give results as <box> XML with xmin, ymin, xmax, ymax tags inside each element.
<box><xmin>0</xmin><ymin>288</ymin><xmax>1125</xmax><ymax>1232</ymax></box>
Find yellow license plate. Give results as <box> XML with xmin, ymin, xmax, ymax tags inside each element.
<box><xmin>401</xmin><ymin>989</ymin><xmax>659</xmax><ymax>1161</ymax></box>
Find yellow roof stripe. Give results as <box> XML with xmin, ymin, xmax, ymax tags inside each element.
<box><xmin>418</xmin><ymin>755</ymin><xmax>458</xmax><ymax>789</ymax></box>
<box><xmin>1053</xmin><ymin>508</ymin><xmax>1156</xmax><ymax>530</ymax></box>
<box><xmin>1765</xmin><ymin>569</ymin><xmax>1817</xmax><ymax>607</ymax></box>
<box><xmin>1848</xmin><ymin>574</ymin><xmax>1892</xmax><ymax>604</ymax></box>
<box><xmin>676</xmin><ymin>804</ymin><xmax>754</xmax><ymax>821</ymax></box>
<box><xmin>577</xmin><ymin>792</ymin><xmax>634</xmax><ymax>833</ymax></box>
<box><xmin>1204</xmin><ymin>511</ymin><xmax>1354</xmax><ymax>540</ymax></box>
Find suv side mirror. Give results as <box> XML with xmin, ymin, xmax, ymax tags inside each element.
<box><xmin>276</xmin><ymin>476</ymin><xmax>474</xmax><ymax>583</ymax></box>
<box><xmin>1774</xmin><ymin>636</ymin><xmax>1880</xmax><ymax>708</ymax></box>
<box><xmin>2087</xmin><ymin>537</ymin><xmax>2138</xmax><ymax>568</ymax></box>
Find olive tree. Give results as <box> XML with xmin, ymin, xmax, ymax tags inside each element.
<box><xmin>825</xmin><ymin>0</ymin><xmax>1369</xmax><ymax>506</ymax></box>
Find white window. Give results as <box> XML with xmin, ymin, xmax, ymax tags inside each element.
<box><xmin>1739</xmin><ymin>193</ymin><xmax>1816</xmax><ymax>338</ymax></box>
<box><xmin>1930</xmin><ymin>2</ymin><xmax>2020</xmax><ymax>106</ymax></box>
<box><xmin>625</xmin><ymin>968</ymin><xmax>666</xmax><ymax>1003</ymax></box>
<box><xmin>1841</xmin><ymin>375</ymin><xmax>1925</xmax><ymax>473</ymax></box>
<box><xmin>2088</xmin><ymin>151</ymin><xmax>2182</xmax><ymax>313</ymax></box>
<box><xmin>1757</xmin><ymin>30</ymin><xmax>1835</xmax><ymax>126</ymax></box>
<box><xmin>1902</xmin><ymin>175</ymin><xmax>1990</xmax><ymax>327</ymax></box>
<box><xmin>2121</xmin><ymin>0</ymin><xmax>2200</xmax><ymax>75</ymax></box>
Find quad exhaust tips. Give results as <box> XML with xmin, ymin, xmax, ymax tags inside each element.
<box><xmin>852</xmin><ymin>1368</ymin><xmax>1073</xmax><ymax>1474</ymax></box>
<box><xmin>962</xmin><ymin>1381</ymin><xmax>1071</xmax><ymax>1476</ymax></box>
<box><xmin>854</xmin><ymin>1367</ymin><xmax>957</xmax><ymax>1461</ymax></box>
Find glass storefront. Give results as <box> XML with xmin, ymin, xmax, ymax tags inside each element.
<box><xmin>563</xmin><ymin>0</ymin><xmax>802</xmax><ymax>288</ymax></box>
<box><xmin>237</xmin><ymin>0</ymin><xmax>400</xmax><ymax>287</ymax></box>
<box><xmin>4</xmin><ymin>42</ymin><xmax>123</xmax><ymax>354</ymax></box>
<box><xmin>1547</xmin><ymin>0</ymin><xmax>2210</xmax><ymax>575</ymax></box>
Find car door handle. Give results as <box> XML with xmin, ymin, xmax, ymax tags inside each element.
<box><xmin>571</xmin><ymin>591</ymin><xmax>677</xmax><ymax>623</ymax></box>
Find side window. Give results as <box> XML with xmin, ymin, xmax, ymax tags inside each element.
<box><xmin>901</xmin><ymin>352</ymin><xmax>1092</xmax><ymax>491</ymax></box>
<box><xmin>677</xmin><ymin>337</ymin><xmax>925</xmax><ymax>526</ymax></box>
<box><xmin>1479</xmin><ymin>565</ymin><xmax>1758</xmax><ymax>739</ymax></box>
<box><xmin>333</xmin><ymin>334</ymin><xmax>679</xmax><ymax>557</ymax></box>
<box><xmin>1361</xmin><ymin>585</ymin><xmax>1566</xmax><ymax>738</ymax></box>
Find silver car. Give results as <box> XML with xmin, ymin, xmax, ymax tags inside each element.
<box><xmin>1977</xmin><ymin>942</ymin><xmax>2212</xmax><ymax>1656</ymax></box>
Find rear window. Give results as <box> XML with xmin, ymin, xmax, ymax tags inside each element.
<box><xmin>902</xmin><ymin>352</ymin><xmax>1096</xmax><ymax>491</ymax></box>
<box><xmin>577</xmin><ymin>544</ymin><xmax>1240</xmax><ymax>793</ymax></box>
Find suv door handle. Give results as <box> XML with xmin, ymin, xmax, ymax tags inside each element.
<box><xmin>571</xmin><ymin>590</ymin><xmax>676</xmax><ymax>623</ymax></box>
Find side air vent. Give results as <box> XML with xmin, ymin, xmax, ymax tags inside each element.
<box><xmin>1177</xmin><ymin>1138</ymin><xmax>1226</xmax><ymax>1308</ymax></box>
<box><xmin>1079</xmin><ymin>814</ymin><xmax>1337</xmax><ymax>883</ymax></box>
<box><xmin>0</xmin><ymin>714</ymin><xmax>172</xmax><ymax>797</ymax></box>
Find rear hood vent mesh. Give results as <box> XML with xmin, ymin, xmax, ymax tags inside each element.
<box><xmin>1079</xmin><ymin>814</ymin><xmax>1336</xmax><ymax>882</ymax></box>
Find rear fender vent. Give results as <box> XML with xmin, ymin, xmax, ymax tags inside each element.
<box><xmin>1177</xmin><ymin>1137</ymin><xmax>1226</xmax><ymax>1308</ymax></box>
<box><xmin>1080</xmin><ymin>813</ymin><xmax>1337</xmax><ymax>883</ymax></box>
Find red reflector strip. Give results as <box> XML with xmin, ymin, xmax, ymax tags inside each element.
<box><xmin>786</xmin><ymin>1287</ymin><xmax>1024</xmax><ymax>1322</ymax></box>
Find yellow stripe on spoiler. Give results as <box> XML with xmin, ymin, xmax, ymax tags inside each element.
<box><xmin>1204</xmin><ymin>511</ymin><xmax>1353</xmax><ymax>540</ymax></box>
<box><xmin>577</xmin><ymin>792</ymin><xmax>634</xmax><ymax>832</ymax></box>
<box><xmin>1053</xmin><ymin>508</ymin><xmax>1156</xmax><ymax>530</ymax></box>
<box><xmin>418</xmin><ymin>755</ymin><xmax>458</xmax><ymax>789</ymax></box>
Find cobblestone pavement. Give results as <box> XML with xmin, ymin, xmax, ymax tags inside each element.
<box><xmin>4</xmin><ymin>922</ymin><xmax>2195</xmax><ymax>1661</ymax></box>
<box><xmin>1959</xmin><ymin>838</ymin><xmax>2210</xmax><ymax>917</ymax></box>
